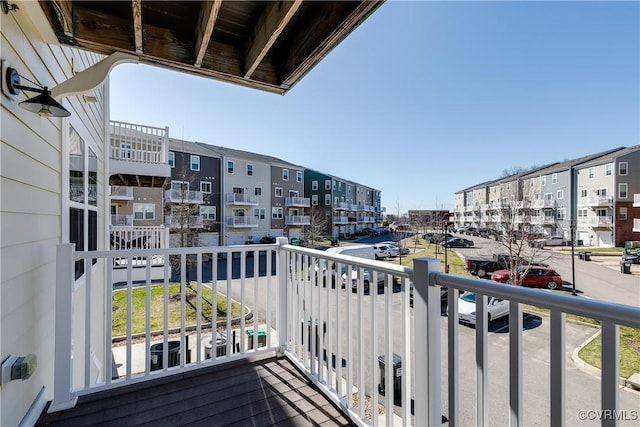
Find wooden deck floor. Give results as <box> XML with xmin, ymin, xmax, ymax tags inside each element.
<box><xmin>36</xmin><ymin>356</ymin><xmax>355</xmax><ymax>426</ymax></box>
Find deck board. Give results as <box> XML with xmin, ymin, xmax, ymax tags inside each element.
<box><xmin>36</xmin><ymin>356</ymin><xmax>354</xmax><ymax>427</ymax></box>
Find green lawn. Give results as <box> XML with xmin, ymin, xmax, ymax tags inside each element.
<box><xmin>578</xmin><ymin>325</ymin><xmax>640</xmax><ymax>379</ymax></box>
<box><xmin>112</xmin><ymin>283</ymin><xmax>243</xmax><ymax>337</ymax></box>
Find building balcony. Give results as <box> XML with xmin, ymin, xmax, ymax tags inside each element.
<box><xmin>333</xmin><ymin>216</ymin><xmax>349</xmax><ymax>224</ymax></box>
<box><xmin>44</xmin><ymin>242</ymin><xmax>640</xmax><ymax>426</ymax></box>
<box><xmin>577</xmin><ymin>216</ymin><xmax>613</xmax><ymax>227</ymax></box>
<box><xmin>110</xmin><ymin>186</ymin><xmax>134</xmax><ymax>200</ymax></box>
<box><xmin>110</xmin><ymin>214</ymin><xmax>134</xmax><ymax>226</ymax></box>
<box><xmin>109</xmin><ymin>121</ymin><xmax>171</xmax><ymax>188</ymax></box>
<box><xmin>225</xmin><ymin>193</ymin><xmax>259</xmax><ymax>206</ymax></box>
<box><xmin>333</xmin><ymin>202</ymin><xmax>349</xmax><ymax>210</ymax></box>
<box><xmin>349</xmin><ymin>204</ymin><xmax>358</xmax><ymax>211</ymax></box>
<box><xmin>284</xmin><ymin>196</ymin><xmax>310</xmax><ymax>207</ymax></box>
<box><xmin>634</xmin><ymin>194</ymin><xmax>640</xmax><ymax>207</ymax></box>
<box><xmin>530</xmin><ymin>216</ymin><xmax>556</xmax><ymax>225</ymax></box>
<box><xmin>225</xmin><ymin>216</ymin><xmax>259</xmax><ymax>228</ymax></box>
<box><xmin>531</xmin><ymin>199</ymin><xmax>555</xmax><ymax>209</ymax></box>
<box><xmin>578</xmin><ymin>195</ymin><xmax>613</xmax><ymax>207</ymax></box>
<box><xmin>284</xmin><ymin>215</ymin><xmax>310</xmax><ymax>226</ymax></box>
<box><xmin>634</xmin><ymin>218</ymin><xmax>640</xmax><ymax>232</ymax></box>
<box><xmin>109</xmin><ymin>225</ymin><xmax>168</xmax><ymax>250</ymax></box>
<box><xmin>165</xmin><ymin>215</ymin><xmax>204</xmax><ymax>229</ymax></box>
<box><xmin>164</xmin><ymin>189</ymin><xmax>204</xmax><ymax>204</ymax></box>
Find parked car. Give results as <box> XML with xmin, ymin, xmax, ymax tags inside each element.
<box><xmin>464</xmin><ymin>253</ymin><xmax>548</xmax><ymax>279</ymax></box>
<box><xmin>442</xmin><ymin>238</ymin><xmax>474</xmax><ymax>248</ymax></box>
<box><xmin>372</xmin><ymin>244</ymin><xmax>399</xmax><ymax>259</ymax></box>
<box><xmin>379</xmin><ymin>241</ymin><xmax>410</xmax><ymax>255</ymax></box>
<box><xmin>529</xmin><ymin>236</ymin><xmax>570</xmax><ymax>248</ymax></box>
<box><xmin>362</xmin><ymin>227</ymin><xmax>379</xmax><ymax>237</ymax></box>
<box><xmin>456</xmin><ymin>292</ymin><xmax>510</xmax><ymax>325</ymax></box>
<box><xmin>621</xmin><ymin>248</ymin><xmax>640</xmax><ymax>264</ymax></box>
<box><xmin>491</xmin><ymin>265</ymin><xmax>563</xmax><ymax>290</ymax></box>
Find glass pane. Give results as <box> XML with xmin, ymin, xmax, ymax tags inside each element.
<box><xmin>69</xmin><ymin>127</ymin><xmax>85</xmax><ymax>203</ymax></box>
<box><xmin>88</xmin><ymin>148</ymin><xmax>97</xmax><ymax>206</ymax></box>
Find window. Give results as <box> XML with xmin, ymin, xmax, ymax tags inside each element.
<box><xmin>254</xmin><ymin>187</ymin><xmax>262</xmax><ymax>196</ymax></box>
<box><xmin>190</xmin><ymin>155</ymin><xmax>200</xmax><ymax>171</ymax></box>
<box><xmin>580</xmin><ymin>189</ymin><xmax>588</xmax><ymax>198</ymax></box>
<box><xmin>596</xmin><ymin>188</ymin><xmax>607</xmax><ymax>196</ymax></box>
<box><xmin>541</xmin><ymin>176</ymin><xmax>546</xmax><ymax>186</ymax></box>
<box><xmin>619</xmin><ymin>183</ymin><xmax>628</xmax><ymax>199</ymax></box>
<box><xmin>171</xmin><ymin>180</ymin><xmax>189</xmax><ymax>191</ymax></box>
<box><xmin>254</xmin><ymin>208</ymin><xmax>266</xmax><ymax>220</ymax></box>
<box><xmin>596</xmin><ymin>208</ymin><xmax>607</xmax><ymax>217</ymax></box>
<box><xmin>227</xmin><ymin>161</ymin><xmax>234</xmax><ymax>173</ymax></box>
<box><xmin>544</xmin><ymin>193</ymin><xmax>552</xmax><ymax>200</ymax></box>
<box><xmin>556</xmin><ymin>208</ymin><xmax>566</xmax><ymax>220</ymax></box>
<box><xmin>120</xmin><ymin>142</ymin><xmax>132</xmax><ymax>159</ymax></box>
<box><xmin>619</xmin><ymin>162</ymin><xmax>628</xmax><ymax>176</ymax></box>
<box><xmin>552</xmin><ymin>173</ymin><xmax>557</xmax><ymax>184</ymax></box>
<box><xmin>605</xmin><ymin>164</ymin><xmax>612</xmax><ymax>176</ymax></box>
<box><xmin>247</xmin><ymin>164</ymin><xmax>253</xmax><ymax>176</ymax></box>
<box><xmin>312</xmin><ymin>195</ymin><xmax>318</xmax><ymax>206</ymax></box>
<box><xmin>271</xmin><ymin>207</ymin><xmax>283</xmax><ymax>219</ymax></box>
<box><xmin>200</xmin><ymin>181</ymin><xmax>212</xmax><ymax>193</ymax></box>
<box><xmin>334</xmin><ymin>197</ymin><xmax>340</xmax><ymax>204</ymax></box>
<box><xmin>296</xmin><ymin>171</ymin><xmax>303</xmax><ymax>182</ymax></box>
<box><xmin>275</xmin><ymin>187</ymin><xmax>283</xmax><ymax>197</ymax></box>
<box><xmin>325</xmin><ymin>194</ymin><xmax>331</xmax><ymax>205</ymax></box>
<box><xmin>578</xmin><ymin>209</ymin><xmax>587</xmax><ymax>218</ymax></box>
<box><xmin>69</xmin><ymin>126</ymin><xmax>98</xmax><ymax>279</ymax></box>
<box><xmin>588</xmin><ymin>168</ymin><xmax>594</xmax><ymax>178</ymax></box>
<box><xmin>556</xmin><ymin>190</ymin><xmax>563</xmax><ymax>199</ymax></box>
<box><xmin>232</xmin><ymin>186</ymin><xmax>244</xmax><ymax>195</ymax></box>
<box><xmin>200</xmin><ymin>206</ymin><xmax>216</xmax><ymax>220</ymax></box>
<box><xmin>168</xmin><ymin>151</ymin><xmax>175</xmax><ymax>168</ymax></box>
<box><xmin>133</xmin><ymin>203</ymin><xmax>155</xmax><ymax>220</ymax></box>
<box><xmin>620</xmin><ymin>207</ymin><xmax>628</xmax><ymax>220</ymax></box>
<box><xmin>282</xmin><ymin>169</ymin><xmax>289</xmax><ymax>181</ymax></box>
<box><xmin>312</xmin><ymin>180</ymin><xmax>318</xmax><ymax>191</ymax></box>
<box><xmin>325</xmin><ymin>180</ymin><xmax>331</xmax><ymax>190</ymax></box>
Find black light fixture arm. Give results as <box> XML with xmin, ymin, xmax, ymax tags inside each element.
<box><xmin>4</xmin><ymin>65</ymin><xmax>71</xmax><ymax>117</ymax></box>
<box><xmin>5</xmin><ymin>67</ymin><xmax>48</xmax><ymax>95</ymax></box>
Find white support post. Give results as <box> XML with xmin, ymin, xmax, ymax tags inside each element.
<box><xmin>277</xmin><ymin>237</ymin><xmax>289</xmax><ymax>353</ymax></box>
<box><xmin>413</xmin><ymin>257</ymin><xmax>442</xmax><ymax>427</ymax></box>
<box><xmin>49</xmin><ymin>244</ymin><xmax>78</xmax><ymax>412</ymax></box>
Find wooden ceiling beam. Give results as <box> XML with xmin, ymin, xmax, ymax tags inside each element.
<box><xmin>243</xmin><ymin>0</ymin><xmax>303</xmax><ymax>79</ymax></box>
<box><xmin>131</xmin><ymin>0</ymin><xmax>144</xmax><ymax>54</ymax></box>
<box><xmin>47</xmin><ymin>0</ymin><xmax>73</xmax><ymax>37</ymax></box>
<box><xmin>194</xmin><ymin>0</ymin><xmax>222</xmax><ymax>68</ymax></box>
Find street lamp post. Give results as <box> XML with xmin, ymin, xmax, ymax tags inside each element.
<box><xmin>570</xmin><ymin>219</ymin><xmax>577</xmax><ymax>296</ymax></box>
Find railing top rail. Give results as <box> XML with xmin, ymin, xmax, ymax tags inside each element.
<box><xmin>433</xmin><ymin>269</ymin><xmax>640</xmax><ymax>329</ymax></box>
<box><xmin>71</xmin><ymin>243</ymin><xmax>277</xmax><ymax>260</ymax></box>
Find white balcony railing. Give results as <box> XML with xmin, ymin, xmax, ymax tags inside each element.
<box><xmin>634</xmin><ymin>218</ymin><xmax>640</xmax><ymax>232</ymax></box>
<box><xmin>52</xmin><ymin>240</ymin><xmax>640</xmax><ymax>425</ymax></box>
<box><xmin>110</xmin><ymin>186</ymin><xmax>134</xmax><ymax>200</ymax></box>
<box><xmin>165</xmin><ymin>215</ymin><xmax>204</xmax><ymax>229</ymax></box>
<box><xmin>334</xmin><ymin>216</ymin><xmax>349</xmax><ymax>224</ymax></box>
<box><xmin>284</xmin><ymin>215</ymin><xmax>310</xmax><ymax>226</ymax></box>
<box><xmin>530</xmin><ymin>199</ymin><xmax>555</xmax><ymax>209</ymax></box>
<box><xmin>578</xmin><ymin>195</ymin><xmax>613</xmax><ymax>207</ymax></box>
<box><xmin>284</xmin><ymin>196</ymin><xmax>310</xmax><ymax>207</ymax></box>
<box><xmin>334</xmin><ymin>202</ymin><xmax>349</xmax><ymax>210</ymax></box>
<box><xmin>225</xmin><ymin>193</ymin><xmax>259</xmax><ymax>205</ymax></box>
<box><xmin>225</xmin><ymin>216</ymin><xmax>259</xmax><ymax>227</ymax></box>
<box><xmin>577</xmin><ymin>216</ymin><xmax>613</xmax><ymax>227</ymax></box>
<box><xmin>634</xmin><ymin>194</ymin><xmax>640</xmax><ymax>207</ymax></box>
<box><xmin>164</xmin><ymin>189</ymin><xmax>204</xmax><ymax>204</ymax></box>
<box><xmin>110</xmin><ymin>215</ymin><xmax>134</xmax><ymax>226</ymax></box>
<box><xmin>109</xmin><ymin>226</ymin><xmax>167</xmax><ymax>250</ymax></box>
<box><xmin>110</xmin><ymin>121</ymin><xmax>167</xmax><ymax>165</ymax></box>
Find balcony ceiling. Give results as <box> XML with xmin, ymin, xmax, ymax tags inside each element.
<box><xmin>38</xmin><ymin>0</ymin><xmax>384</xmax><ymax>95</ymax></box>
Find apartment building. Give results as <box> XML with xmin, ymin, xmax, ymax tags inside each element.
<box><xmin>270</xmin><ymin>163</ymin><xmax>309</xmax><ymax>241</ymax></box>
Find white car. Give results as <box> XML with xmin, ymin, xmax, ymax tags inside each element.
<box><xmin>372</xmin><ymin>244</ymin><xmax>399</xmax><ymax>259</ymax></box>
<box><xmin>378</xmin><ymin>241</ymin><xmax>410</xmax><ymax>255</ymax></box>
<box><xmin>456</xmin><ymin>292</ymin><xmax>510</xmax><ymax>325</ymax></box>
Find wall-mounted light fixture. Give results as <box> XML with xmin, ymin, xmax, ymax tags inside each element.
<box><xmin>1</xmin><ymin>0</ymin><xmax>19</xmax><ymax>14</ymax></box>
<box><xmin>3</xmin><ymin>64</ymin><xmax>71</xmax><ymax>117</ymax></box>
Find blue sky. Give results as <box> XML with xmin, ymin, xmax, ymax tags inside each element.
<box><xmin>110</xmin><ymin>1</ymin><xmax>639</xmax><ymax>212</ymax></box>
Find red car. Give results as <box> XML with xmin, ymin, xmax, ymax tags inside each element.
<box><xmin>491</xmin><ymin>266</ymin><xmax>563</xmax><ymax>290</ymax></box>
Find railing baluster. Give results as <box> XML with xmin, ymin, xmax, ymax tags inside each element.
<box><xmin>384</xmin><ymin>271</ymin><xmax>393</xmax><ymax>427</ymax></box>
<box><xmin>601</xmin><ymin>321</ymin><xmax>619</xmax><ymax>427</ymax></box>
<box><xmin>370</xmin><ymin>269</ymin><xmax>379</xmax><ymax>426</ymax></box>
<box><xmin>346</xmin><ymin>261</ymin><xmax>353</xmax><ymax>408</ymax></box>
<box><xmin>476</xmin><ymin>292</ymin><xmax>488</xmax><ymax>426</ymax></box>
<box><xmin>401</xmin><ymin>276</ymin><xmax>411</xmax><ymax>422</ymax></box>
<box><xmin>196</xmin><ymin>252</ymin><xmax>203</xmax><ymax>362</ymax></box>
<box><xmin>106</xmin><ymin>257</ymin><xmax>114</xmax><ymax>383</ymax></box>
<box><xmin>180</xmin><ymin>253</ymin><xmax>186</xmax><ymax>367</ymax></box>
<box><xmin>356</xmin><ymin>266</ymin><xmax>365</xmax><ymax>420</ymax></box>
<box><xmin>126</xmin><ymin>258</ymin><xmax>133</xmax><ymax>378</ymax></box>
<box><xmin>84</xmin><ymin>257</ymin><xmax>92</xmax><ymax>388</ymax></box>
<box><xmin>550</xmin><ymin>310</ymin><xmax>565</xmax><ymax>426</ymax></box>
<box><xmin>145</xmin><ymin>257</ymin><xmax>152</xmax><ymax>373</ymax></box>
<box><xmin>448</xmin><ymin>286</ymin><xmax>459</xmax><ymax>427</ymax></box>
<box><xmin>509</xmin><ymin>301</ymin><xmax>523</xmax><ymax>427</ymax></box>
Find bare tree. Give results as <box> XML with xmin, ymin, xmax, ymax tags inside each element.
<box><xmin>304</xmin><ymin>207</ymin><xmax>330</xmax><ymax>246</ymax></box>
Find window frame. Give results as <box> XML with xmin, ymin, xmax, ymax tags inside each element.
<box><xmin>168</xmin><ymin>151</ymin><xmax>175</xmax><ymax>168</ymax></box>
<box><xmin>282</xmin><ymin>169</ymin><xmax>289</xmax><ymax>181</ymax></box>
<box><xmin>227</xmin><ymin>160</ymin><xmax>234</xmax><ymax>173</ymax></box>
<box><xmin>190</xmin><ymin>155</ymin><xmax>200</xmax><ymax>171</ymax></box>
<box><xmin>247</xmin><ymin>164</ymin><xmax>253</xmax><ymax>176</ymax></box>
<box><xmin>619</xmin><ymin>183</ymin><xmax>628</xmax><ymax>199</ymax></box>
<box><xmin>275</xmin><ymin>187</ymin><xmax>283</xmax><ymax>197</ymax></box>
<box><xmin>200</xmin><ymin>181</ymin><xmax>212</xmax><ymax>194</ymax></box>
<box><xmin>619</xmin><ymin>162</ymin><xmax>628</xmax><ymax>176</ymax></box>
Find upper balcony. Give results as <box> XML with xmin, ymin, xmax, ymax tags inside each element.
<box><xmin>110</xmin><ymin>214</ymin><xmax>134</xmax><ymax>227</ymax></box>
<box><xmin>164</xmin><ymin>189</ymin><xmax>204</xmax><ymax>204</ymax></box>
<box><xmin>226</xmin><ymin>216</ymin><xmax>259</xmax><ymax>228</ymax></box>
<box><xmin>284</xmin><ymin>215</ymin><xmax>310</xmax><ymax>226</ymax></box>
<box><xmin>110</xmin><ymin>186</ymin><xmax>134</xmax><ymax>201</ymax></box>
<box><xmin>531</xmin><ymin>199</ymin><xmax>556</xmax><ymax>209</ymax></box>
<box><xmin>634</xmin><ymin>218</ymin><xmax>640</xmax><ymax>232</ymax></box>
<box><xmin>284</xmin><ymin>196</ymin><xmax>310</xmax><ymax>207</ymax></box>
<box><xmin>226</xmin><ymin>193</ymin><xmax>259</xmax><ymax>206</ymax></box>
<box><xmin>165</xmin><ymin>215</ymin><xmax>204</xmax><ymax>229</ymax></box>
<box><xmin>578</xmin><ymin>195</ymin><xmax>613</xmax><ymax>207</ymax></box>
<box><xmin>45</xmin><ymin>241</ymin><xmax>640</xmax><ymax>426</ymax></box>
<box><xmin>333</xmin><ymin>202</ymin><xmax>349</xmax><ymax>211</ymax></box>
<box><xmin>334</xmin><ymin>216</ymin><xmax>349</xmax><ymax>224</ymax></box>
<box><xmin>634</xmin><ymin>194</ymin><xmax>640</xmax><ymax>207</ymax></box>
<box><xmin>109</xmin><ymin>121</ymin><xmax>171</xmax><ymax>188</ymax></box>
<box><xmin>577</xmin><ymin>216</ymin><xmax>613</xmax><ymax>227</ymax></box>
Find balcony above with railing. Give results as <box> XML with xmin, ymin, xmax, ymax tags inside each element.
<box><xmin>284</xmin><ymin>196</ymin><xmax>310</xmax><ymax>207</ymax></box>
<box><xmin>578</xmin><ymin>195</ymin><xmax>613</xmax><ymax>207</ymax></box>
<box><xmin>109</xmin><ymin>121</ymin><xmax>170</xmax><ymax>188</ymax></box>
<box><xmin>634</xmin><ymin>218</ymin><xmax>640</xmax><ymax>232</ymax></box>
<box><xmin>110</xmin><ymin>214</ymin><xmax>134</xmax><ymax>227</ymax></box>
<box><xmin>334</xmin><ymin>216</ymin><xmax>349</xmax><ymax>224</ymax></box>
<box><xmin>165</xmin><ymin>215</ymin><xmax>204</xmax><ymax>229</ymax></box>
<box><xmin>530</xmin><ymin>216</ymin><xmax>556</xmax><ymax>225</ymax></box>
<box><xmin>531</xmin><ymin>199</ymin><xmax>556</xmax><ymax>209</ymax></box>
<box><xmin>284</xmin><ymin>215</ymin><xmax>310</xmax><ymax>226</ymax></box>
<box><xmin>226</xmin><ymin>193</ymin><xmax>259</xmax><ymax>206</ymax></box>
<box><xmin>164</xmin><ymin>189</ymin><xmax>204</xmax><ymax>204</ymax></box>
<box><xmin>110</xmin><ymin>186</ymin><xmax>134</xmax><ymax>200</ymax></box>
<box><xmin>634</xmin><ymin>193</ymin><xmax>640</xmax><ymax>207</ymax></box>
<box><xmin>577</xmin><ymin>215</ymin><xmax>613</xmax><ymax>227</ymax></box>
<box><xmin>225</xmin><ymin>216</ymin><xmax>259</xmax><ymax>228</ymax></box>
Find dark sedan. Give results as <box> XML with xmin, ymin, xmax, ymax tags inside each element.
<box><xmin>443</xmin><ymin>238</ymin><xmax>474</xmax><ymax>248</ymax></box>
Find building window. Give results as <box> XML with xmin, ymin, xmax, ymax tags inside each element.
<box><xmin>275</xmin><ymin>187</ymin><xmax>283</xmax><ymax>197</ymax></box>
<box><xmin>312</xmin><ymin>195</ymin><xmax>318</xmax><ymax>206</ymax></box>
<box><xmin>254</xmin><ymin>208</ymin><xmax>266</xmax><ymax>220</ymax></box>
<box><xmin>134</xmin><ymin>203</ymin><xmax>155</xmax><ymax>220</ymax></box>
<box><xmin>200</xmin><ymin>181</ymin><xmax>212</xmax><ymax>193</ymax></box>
<box><xmin>552</xmin><ymin>173</ymin><xmax>557</xmax><ymax>184</ymax></box>
<box><xmin>578</xmin><ymin>209</ymin><xmax>587</xmax><ymax>218</ymax></box>
<box><xmin>544</xmin><ymin>193</ymin><xmax>552</xmax><ymax>201</ymax></box>
<box><xmin>325</xmin><ymin>194</ymin><xmax>331</xmax><ymax>205</ymax></box>
<box><xmin>247</xmin><ymin>164</ymin><xmax>253</xmax><ymax>176</ymax></box>
<box><xmin>588</xmin><ymin>168</ymin><xmax>594</xmax><ymax>178</ymax></box>
<box><xmin>556</xmin><ymin>190</ymin><xmax>563</xmax><ymax>199</ymax></box>
<box><xmin>605</xmin><ymin>164</ymin><xmax>612</xmax><ymax>176</ymax></box>
<box><xmin>255</xmin><ymin>187</ymin><xmax>262</xmax><ymax>196</ymax></box>
<box><xmin>580</xmin><ymin>189</ymin><xmax>587</xmax><ymax>198</ymax></box>
<box><xmin>168</xmin><ymin>151</ymin><xmax>175</xmax><ymax>168</ymax></box>
<box><xmin>325</xmin><ymin>180</ymin><xmax>331</xmax><ymax>190</ymax></box>
<box><xmin>619</xmin><ymin>162</ymin><xmax>628</xmax><ymax>176</ymax></box>
<box><xmin>619</xmin><ymin>183</ymin><xmax>628</xmax><ymax>199</ymax></box>
<box><xmin>556</xmin><ymin>208</ymin><xmax>566</xmax><ymax>220</ymax></box>
<box><xmin>227</xmin><ymin>161</ymin><xmax>234</xmax><ymax>173</ymax></box>
<box><xmin>620</xmin><ymin>207</ymin><xmax>627</xmax><ymax>220</ymax></box>
<box><xmin>282</xmin><ymin>169</ymin><xmax>289</xmax><ymax>181</ymax></box>
<box><xmin>200</xmin><ymin>206</ymin><xmax>216</xmax><ymax>220</ymax></box>
<box><xmin>596</xmin><ymin>188</ymin><xmax>607</xmax><ymax>197</ymax></box>
<box><xmin>271</xmin><ymin>207</ymin><xmax>283</xmax><ymax>219</ymax></box>
<box><xmin>120</xmin><ymin>142</ymin><xmax>132</xmax><ymax>159</ymax></box>
<box><xmin>190</xmin><ymin>155</ymin><xmax>200</xmax><ymax>171</ymax></box>
<box><xmin>296</xmin><ymin>171</ymin><xmax>303</xmax><ymax>182</ymax></box>
<box><xmin>541</xmin><ymin>176</ymin><xmax>546</xmax><ymax>186</ymax></box>
<box><xmin>312</xmin><ymin>180</ymin><xmax>318</xmax><ymax>191</ymax></box>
